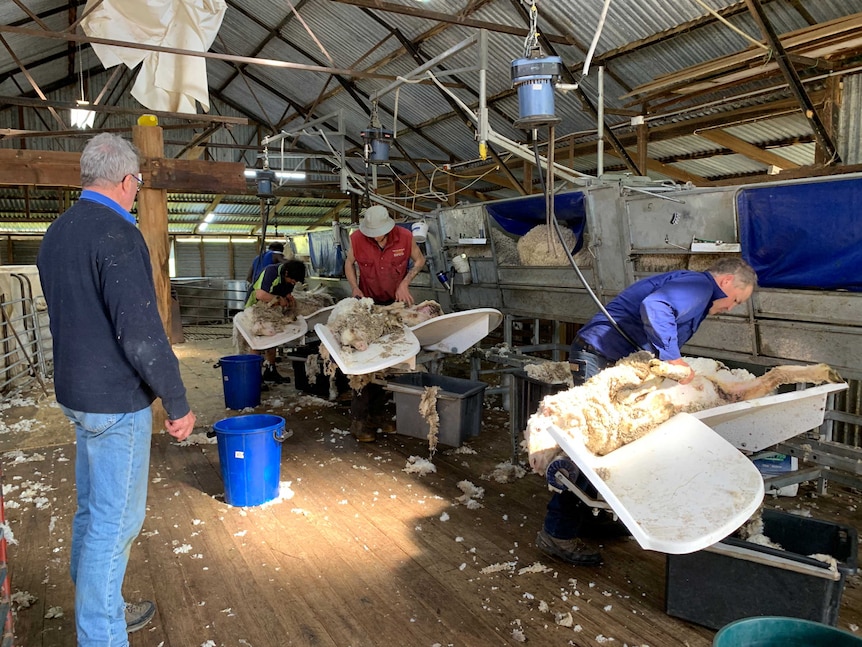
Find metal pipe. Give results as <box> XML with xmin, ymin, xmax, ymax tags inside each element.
<box><xmin>261</xmin><ymin>111</ymin><xmax>344</xmax><ymax>145</ymax></box>
<box><xmin>478</xmin><ymin>30</ymin><xmax>489</xmax><ymax>160</ymax></box>
<box><xmin>597</xmin><ymin>66</ymin><xmax>604</xmax><ymax>177</ymax></box>
<box><xmin>372</xmin><ymin>33</ymin><xmax>479</xmax><ymax>102</ymax></box>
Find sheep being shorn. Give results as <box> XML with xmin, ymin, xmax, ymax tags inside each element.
<box><xmin>292</xmin><ymin>285</ymin><xmax>335</xmax><ymax>316</ymax></box>
<box><xmin>525</xmin><ymin>352</ymin><xmax>843</xmax><ymax>475</ymax></box>
<box><xmin>325</xmin><ymin>297</ymin><xmax>443</xmax><ymax>351</ymax></box>
<box><xmin>326</xmin><ymin>297</ymin><xmax>402</xmax><ymax>352</ymax></box>
<box><xmin>247</xmin><ymin>300</ymin><xmax>297</xmax><ymax>337</ymax></box>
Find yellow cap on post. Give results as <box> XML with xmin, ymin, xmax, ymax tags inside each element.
<box><xmin>137</xmin><ymin>114</ymin><xmax>158</xmax><ymax>127</ymax></box>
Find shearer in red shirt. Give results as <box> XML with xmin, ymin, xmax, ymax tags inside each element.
<box><xmin>345</xmin><ymin>205</ymin><xmax>425</xmax><ymax>305</ymax></box>
<box><xmin>343</xmin><ymin>205</ymin><xmax>425</xmax><ymax>441</ymax></box>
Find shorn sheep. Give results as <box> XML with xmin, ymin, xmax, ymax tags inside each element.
<box><xmin>525</xmin><ymin>352</ymin><xmax>843</xmax><ymax>475</ymax></box>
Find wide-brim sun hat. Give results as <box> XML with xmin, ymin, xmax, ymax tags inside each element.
<box><xmin>359</xmin><ymin>205</ymin><xmax>395</xmax><ymax>237</ymax></box>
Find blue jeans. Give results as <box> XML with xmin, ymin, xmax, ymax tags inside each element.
<box><xmin>61</xmin><ymin>405</ymin><xmax>152</xmax><ymax>647</ymax></box>
<box><xmin>543</xmin><ymin>344</ymin><xmax>612</xmax><ymax>540</ymax></box>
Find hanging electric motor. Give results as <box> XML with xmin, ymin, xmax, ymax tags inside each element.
<box><xmin>361</xmin><ymin>99</ymin><xmax>393</xmax><ymax>164</ymax></box>
<box><xmin>510</xmin><ymin>0</ymin><xmax>563</xmax><ymax>129</ymax></box>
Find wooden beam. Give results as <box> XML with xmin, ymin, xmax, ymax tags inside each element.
<box><xmin>815</xmin><ymin>74</ymin><xmax>842</xmax><ymax>165</ymax></box>
<box><xmin>636</xmin><ymin>120</ymin><xmax>648</xmax><ymax>178</ymax></box>
<box><xmin>696</xmin><ymin>129</ymin><xmax>801</xmax><ymax>170</ymax></box>
<box><xmin>624</xmin><ymin>12</ymin><xmax>862</xmax><ymax>104</ymax></box>
<box><xmin>744</xmin><ymin>0</ymin><xmax>840</xmax><ymax>164</ymax></box>
<box><xmin>0</xmin><ymin>149</ymin><xmax>81</xmax><ymax>187</ymax></box>
<box><xmin>711</xmin><ymin>162</ymin><xmax>862</xmax><ymax>186</ymax></box>
<box><xmin>0</xmin><ymin>147</ymin><xmax>246</xmax><ymax>193</ymax></box>
<box><xmin>144</xmin><ymin>158</ymin><xmax>247</xmax><ymax>193</ymax></box>
<box><xmin>328</xmin><ymin>0</ymin><xmax>574</xmax><ymax>46</ymax></box>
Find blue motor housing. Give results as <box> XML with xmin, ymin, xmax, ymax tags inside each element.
<box><xmin>511</xmin><ymin>55</ymin><xmax>563</xmax><ymax>129</ymax></box>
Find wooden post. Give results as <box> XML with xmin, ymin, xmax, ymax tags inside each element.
<box><xmin>133</xmin><ymin>123</ymin><xmax>172</xmax><ymax>330</ymax></box>
<box><xmin>132</xmin><ymin>122</ymin><xmax>171</xmax><ymax>433</ymax></box>
<box><xmin>815</xmin><ymin>75</ymin><xmax>841</xmax><ymax>166</ymax></box>
<box><xmin>522</xmin><ymin>159</ymin><xmax>533</xmax><ymax>194</ymax></box>
<box><xmin>637</xmin><ymin>118</ymin><xmax>649</xmax><ymax>178</ymax></box>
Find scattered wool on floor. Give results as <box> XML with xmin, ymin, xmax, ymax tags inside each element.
<box><xmin>403</xmin><ymin>455</ymin><xmax>437</xmax><ymax>475</ymax></box>
<box><xmin>455</xmin><ymin>480</ymin><xmax>485</xmax><ymax>508</ymax></box>
<box><xmin>481</xmin><ymin>461</ymin><xmax>527</xmax><ymax>483</ymax></box>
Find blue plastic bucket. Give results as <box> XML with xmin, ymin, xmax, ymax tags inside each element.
<box><xmin>216</xmin><ymin>355</ymin><xmax>263</xmax><ymax>409</ymax></box>
<box><xmin>714</xmin><ymin>617</ymin><xmax>862</xmax><ymax>647</ymax></box>
<box><xmin>213</xmin><ymin>414</ymin><xmax>286</xmax><ymax>507</ymax></box>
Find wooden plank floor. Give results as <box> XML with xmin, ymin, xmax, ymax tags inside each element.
<box><xmin>2</xmin><ymin>336</ymin><xmax>861</xmax><ymax>646</ymax></box>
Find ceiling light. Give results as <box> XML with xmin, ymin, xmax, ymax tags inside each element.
<box><xmin>70</xmin><ymin>100</ymin><xmax>95</xmax><ymax>129</ymax></box>
<box><xmin>243</xmin><ymin>169</ymin><xmax>306</xmax><ymax>181</ymax></box>
<box><xmin>204</xmin><ymin>212</ymin><xmax>215</xmax><ymax>223</ymax></box>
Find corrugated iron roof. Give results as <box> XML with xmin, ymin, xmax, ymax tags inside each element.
<box><xmin>1</xmin><ymin>0</ymin><xmax>861</xmax><ymax>234</ymax></box>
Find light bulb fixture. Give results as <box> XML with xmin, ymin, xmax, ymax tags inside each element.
<box><xmin>71</xmin><ymin>100</ymin><xmax>96</xmax><ymax>129</ymax></box>
<box><xmin>70</xmin><ymin>41</ymin><xmax>95</xmax><ymax>129</ymax></box>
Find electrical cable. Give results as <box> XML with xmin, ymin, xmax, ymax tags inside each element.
<box><xmin>534</xmin><ymin>127</ymin><xmax>640</xmax><ymax>351</ymax></box>
<box><xmin>688</xmin><ymin>0</ymin><xmax>768</xmax><ymax>50</ymax></box>
<box><xmin>581</xmin><ymin>0</ymin><xmax>613</xmax><ymax>78</ymax></box>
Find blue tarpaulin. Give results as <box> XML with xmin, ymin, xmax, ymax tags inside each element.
<box><xmin>486</xmin><ymin>192</ymin><xmax>586</xmax><ymax>249</ymax></box>
<box><xmin>737</xmin><ymin>178</ymin><xmax>862</xmax><ymax>292</ymax></box>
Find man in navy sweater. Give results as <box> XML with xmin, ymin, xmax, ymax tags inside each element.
<box><xmin>37</xmin><ymin>133</ymin><xmax>196</xmax><ymax>646</ymax></box>
<box><xmin>536</xmin><ymin>257</ymin><xmax>757</xmax><ymax>567</ymax></box>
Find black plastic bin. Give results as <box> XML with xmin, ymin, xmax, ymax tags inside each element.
<box><xmin>666</xmin><ymin>508</ymin><xmax>858</xmax><ymax>630</ymax></box>
<box><xmin>512</xmin><ymin>369</ymin><xmax>571</xmax><ymax>435</ymax></box>
<box><xmin>386</xmin><ymin>373</ymin><xmax>487</xmax><ymax>447</ymax></box>
<box><xmin>287</xmin><ymin>341</ymin><xmax>349</xmax><ymax>399</ymax></box>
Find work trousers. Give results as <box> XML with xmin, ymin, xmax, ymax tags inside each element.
<box><xmin>543</xmin><ymin>345</ymin><xmax>612</xmax><ymax>540</ymax></box>
<box><xmin>61</xmin><ymin>404</ymin><xmax>152</xmax><ymax>647</ymax></box>
<box><xmin>350</xmin><ymin>382</ymin><xmax>388</xmax><ymax>423</ymax></box>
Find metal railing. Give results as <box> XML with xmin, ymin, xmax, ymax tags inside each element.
<box><xmin>0</xmin><ymin>291</ymin><xmax>51</xmax><ymax>394</ymax></box>
<box><xmin>171</xmin><ymin>278</ymin><xmax>248</xmax><ymax>326</ymax></box>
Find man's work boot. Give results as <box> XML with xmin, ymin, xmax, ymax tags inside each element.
<box><xmin>535</xmin><ymin>529</ymin><xmax>602</xmax><ymax>566</ymax></box>
<box><xmin>262</xmin><ymin>362</ymin><xmax>290</xmax><ymax>384</ymax></box>
<box><xmin>350</xmin><ymin>419</ymin><xmax>375</xmax><ymax>442</ymax></box>
<box><xmin>125</xmin><ymin>600</ymin><xmax>156</xmax><ymax>633</ymax></box>
<box><xmin>371</xmin><ymin>415</ymin><xmax>396</xmax><ymax>434</ymax></box>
